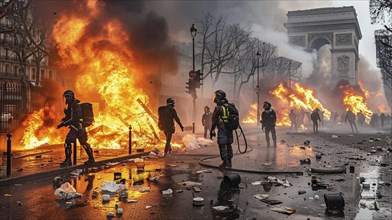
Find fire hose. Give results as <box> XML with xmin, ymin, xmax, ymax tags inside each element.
<box><xmin>197</xmin><ymin>125</ymin><xmax>303</xmax><ymax>175</ymax></box>
<box><xmin>235</xmin><ymin>125</ymin><xmax>248</xmax><ymax>154</ymax></box>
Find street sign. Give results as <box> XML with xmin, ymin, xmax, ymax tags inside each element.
<box><xmin>189</xmin><ymin>70</ymin><xmax>196</xmax><ymax>79</ymax></box>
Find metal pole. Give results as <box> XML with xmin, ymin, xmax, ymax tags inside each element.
<box><xmin>192</xmin><ymin>37</ymin><xmax>195</xmax><ymax>72</ymax></box>
<box><xmin>73</xmin><ymin>141</ymin><xmax>77</xmax><ymax>165</ymax></box>
<box><xmin>192</xmin><ymin>122</ymin><xmax>195</xmax><ymax>134</ymax></box>
<box><xmin>6</xmin><ymin>133</ymin><xmax>12</xmax><ymax>176</ymax></box>
<box><xmin>129</xmin><ymin>126</ymin><xmax>132</xmax><ymax>154</ymax></box>
<box><xmin>257</xmin><ymin>57</ymin><xmax>260</xmax><ymax>126</ymax></box>
<box><xmin>192</xmin><ymin>36</ymin><xmax>196</xmax><ymax>129</ymax></box>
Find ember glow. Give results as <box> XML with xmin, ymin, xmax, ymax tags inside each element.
<box><xmin>271</xmin><ymin>83</ymin><xmax>331</xmax><ymax>126</ymax></box>
<box><xmin>339</xmin><ymin>84</ymin><xmax>373</xmax><ymax>121</ymax></box>
<box><xmin>242</xmin><ymin>103</ymin><xmax>258</xmax><ymax>124</ymax></box>
<box><xmin>20</xmin><ymin>0</ymin><xmax>162</xmax><ymax>149</ymax></box>
<box><xmin>21</xmin><ymin>106</ymin><xmax>65</xmax><ymax>150</ymax></box>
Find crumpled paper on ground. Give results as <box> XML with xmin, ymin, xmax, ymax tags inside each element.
<box><xmin>267</xmin><ymin>176</ymin><xmax>292</xmax><ymax>187</ymax></box>
<box><xmin>101</xmin><ymin>181</ymin><xmax>127</xmax><ymax>193</ymax></box>
<box><xmin>54</xmin><ymin>182</ymin><xmax>82</xmax><ymax>200</ymax></box>
<box><xmin>179</xmin><ymin>181</ymin><xmax>202</xmax><ymax>187</ymax></box>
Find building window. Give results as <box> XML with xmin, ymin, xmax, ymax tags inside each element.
<box><xmin>31</xmin><ymin>68</ymin><xmax>35</xmax><ymax>80</ymax></box>
<box><xmin>49</xmin><ymin>70</ymin><xmax>53</xmax><ymax>79</ymax></box>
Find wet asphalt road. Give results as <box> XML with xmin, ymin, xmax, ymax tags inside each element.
<box><xmin>0</xmin><ymin>125</ymin><xmax>391</xmax><ymax>220</ymax></box>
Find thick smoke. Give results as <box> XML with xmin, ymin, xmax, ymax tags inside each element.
<box><xmin>32</xmin><ymin>0</ymin><xmax>178</xmax><ymax>106</ymax></box>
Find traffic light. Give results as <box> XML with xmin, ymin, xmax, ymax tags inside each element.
<box><xmin>194</xmin><ymin>70</ymin><xmax>203</xmax><ymax>88</ymax></box>
<box><xmin>186</xmin><ymin>78</ymin><xmax>196</xmax><ymax>98</ymax></box>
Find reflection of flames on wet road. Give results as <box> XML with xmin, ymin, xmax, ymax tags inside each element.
<box><xmin>20</xmin><ymin>0</ymin><xmax>161</xmax><ymax>150</ymax></box>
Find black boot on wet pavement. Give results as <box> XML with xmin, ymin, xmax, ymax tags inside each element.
<box><xmin>60</xmin><ymin>159</ymin><xmax>72</xmax><ymax>167</ymax></box>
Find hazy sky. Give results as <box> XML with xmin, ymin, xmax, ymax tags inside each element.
<box><xmin>146</xmin><ymin>0</ymin><xmax>383</xmax><ymax>71</ymax></box>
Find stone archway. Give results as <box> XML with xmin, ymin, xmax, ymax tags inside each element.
<box><xmin>284</xmin><ymin>6</ymin><xmax>362</xmax><ymax>85</ymax></box>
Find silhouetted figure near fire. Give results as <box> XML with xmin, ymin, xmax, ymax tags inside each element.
<box><xmin>158</xmin><ymin>98</ymin><xmax>184</xmax><ymax>157</ymax></box>
<box><xmin>311</xmin><ymin>108</ymin><xmax>321</xmax><ymax>134</ymax></box>
<box><xmin>210</xmin><ymin>90</ymin><xmax>236</xmax><ymax>168</ymax></box>
<box><xmin>380</xmin><ymin>113</ymin><xmax>386</xmax><ymax>128</ymax></box>
<box><xmin>261</xmin><ymin>101</ymin><xmax>277</xmax><ymax>147</ymax></box>
<box><xmin>357</xmin><ymin>111</ymin><xmax>366</xmax><ymax>127</ymax></box>
<box><xmin>320</xmin><ymin>110</ymin><xmax>324</xmax><ymax>127</ymax></box>
<box><xmin>345</xmin><ymin>109</ymin><xmax>358</xmax><ymax>133</ymax></box>
<box><xmin>202</xmin><ymin>106</ymin><xmax>212</xmax><ymax>139</ymax></box>
<box><xmin>289</xmin><ymin>109</ymin><xmax>298</xmax><ymax>131</ymax></box>
<box><xmin>370</xmin><ymin>113</ymin><xmax>379</xmax><ymax>128</ymax></box>
<box><xmin>333</xmin><ymin>112</ymin><xmax>339</xmax><ymax>124</ymax></box>
<box><xmin>57</xmin><ymin>90</ymin><xmax>95</xmax><ymax>167</ymax></box>
<box><xmin>298</xmin><ymin>109</ymin><xmax>306</xmax><ymax>128</ymax></box>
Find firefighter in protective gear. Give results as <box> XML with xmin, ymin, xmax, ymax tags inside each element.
<box><xmin>57</xmin><ymin>90</ymin><xmax>95</xmax><ymax>167</ymax></box>
<box><xmin>210</xmin><ymin>90</ymin><xmax>233</xmax><ymax>168</ymax></box>
<box><xmin>261</xmin><ymin>101</ymin><xmax>277</xmax><ymax>147</ymax></box>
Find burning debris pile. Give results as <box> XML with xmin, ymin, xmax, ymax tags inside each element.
<box><xmin>242</xmin><ymin>81</ymin><xmax>378</xmax><ymax>127</ymax></box>
<box><xmin>17</xmin><ymin>0</ymin><xmax>178</xmax><ymax>150</ymax></box>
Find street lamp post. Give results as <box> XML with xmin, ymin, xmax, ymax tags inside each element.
<box><xmin>256</xmin><ymin>51</ymin><xmax>261</xmax><ymax>126</ymax></box>
<box><xmin>190</xmin><ymin>24</ymin><xmax>197</xmax><ymax>126</ymax></box>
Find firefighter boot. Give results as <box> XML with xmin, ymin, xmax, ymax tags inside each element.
<box><xmin>60</xmin><ymin>144</ymin><xmax>72</xmax><ymax>167</ymax></box>
<box><xmin>219</xmin><ymin>159</ymin><xmax>230</xmax><ymax>168</ymax></box>
<box><xmin>83</xmin><ymin>143</ymin><xmax>95</xmax><ymax>165</ymax></box>
<box><xmin>227</xmin><ymin>158</ymin><xmax>232</xmax><ymax>168</ymax></box>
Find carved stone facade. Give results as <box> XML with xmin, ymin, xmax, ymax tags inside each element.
<box><xmin>284</xmin><ymin>6</ymin><xmax>362</xmax><ymax>85</ymax></box>
<box><xmin>289</xmin><ymin>36</ymin><xmax>306</xmax><ymax>47</ymax></box>
<box><xmin>336</xmin><ymin>33</ymin><xmax>352</xmax><ymax>46</ymax></box>
<box><xmin>337</xmin><ymin>55</ymin><xmax>350</xmax><ymax>75</ymax></box>
<box><xmin>308</xmin><ymin>32</ymin><xmax>333</xmax><ymax>46</ymax></box>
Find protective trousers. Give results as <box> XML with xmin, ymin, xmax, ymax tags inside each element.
<box><xmin>65</xmin><ymin>127</ymin><xmax>94</xmax><ymax>162</ymax></box>
<box><xmin>217</xmin><ymin>128</ymin><xmax>233</xmax><ymax>161</ymax></box>
<box><xmin>164</xmin><ymin>131</ymin><xmax>173</xmax><ymax>154</ymax></box>
<box><xmin>264</xmin><ymin>126</ymin><xmax>276</xmax><ymax>147</ymax></box>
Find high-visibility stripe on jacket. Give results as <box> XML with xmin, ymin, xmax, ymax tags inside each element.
<box><xmin>220</xmin><ymin>105</ymin><xmax>229</xmax><ymax>123</ymax></box>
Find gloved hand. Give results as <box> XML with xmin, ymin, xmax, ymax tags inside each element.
<box><xmin>210</xmin><ymin>130</ymin><xmax>216</xmax><ymax>139</ymax></box>
<box><xmin>180</xmin><ymin>125</ymin><xmax>184</xmax><ymax>132</ymax></box>
<box><xmin>56</xmin><ymin>124</ymin><xmax>63</xmax><ymax>129</ymax></box>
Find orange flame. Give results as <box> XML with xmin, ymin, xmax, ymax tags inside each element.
<box><xmin>20</xmin><ymin>0</ymin><xmax>162</xmax><ymax>150</ymax></box>
<box><xmin>339</xmin><ymin>84</ymin><xmax>373</xmax><ymax>121</ymax></box>
<box><xmin>271</xmin><ymin>83</ymin><xmax>331</xmax><ymax>125</ymax></box>
<box><xmin>242</xmin><ymin>103</ymin><xmax>258</xmax><ymax>124</ymax></box>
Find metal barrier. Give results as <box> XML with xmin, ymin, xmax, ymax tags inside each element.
<box><xmin>0</xmin><ymin>82</ymin><xmax>27</xmax><ymax>134</ymax></box>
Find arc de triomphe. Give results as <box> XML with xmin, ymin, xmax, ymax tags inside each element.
<box><xmin>284</xmin><ymin>6</ymin><xmax>362</xmax><ymax>85</ymax></box>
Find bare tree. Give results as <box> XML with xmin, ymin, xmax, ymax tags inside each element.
<box><xmin>264</xmin><ymin>56</ymin><xmax>302</xmax><ymax>84</ymax></box>
<box><xmin>370</xmin><ymin>0</ymin><xmax>392</xmax><ymax>35</ymax></box>
<box><xmin>196</xmin><ymin>14</ymin><xmax>251</xmax><ymax>86</ymax></box>
<box><xmin>0</xmin><ymin>0</ymin><xmax>16</xmax><ymax>20</ymax></box>
<box><xmin>370</xmin><ymin>0</ymin><xmax>392</xmax><ymax>111</ymax></box>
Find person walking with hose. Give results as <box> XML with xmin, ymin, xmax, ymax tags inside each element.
<box><xmin>210</xmin><ymin>90</ymin><xmax>235</xmax><ymax>168</ymax></box>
